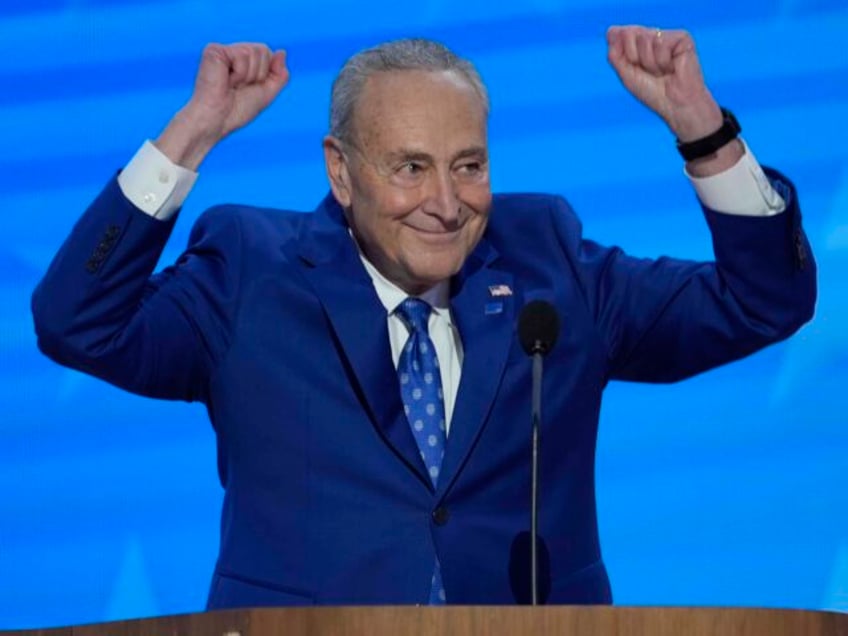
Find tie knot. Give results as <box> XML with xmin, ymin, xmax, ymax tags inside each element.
<box><xmin>396</xmin><ymin>297</ymin><xmax>432</xmax><ymax>334</ymax></box>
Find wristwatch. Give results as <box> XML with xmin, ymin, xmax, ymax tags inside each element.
<box><xmin>676</xmin><ymin>107</ymin><xmax>741</xmax><ymax>161</ymax></box>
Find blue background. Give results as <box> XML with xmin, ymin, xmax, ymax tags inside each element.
<box><xmin>1</xmin><ymin>0</ymin><xmax>846</xmax><ymax>629</ymax></box>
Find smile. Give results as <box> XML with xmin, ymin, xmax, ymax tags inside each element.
<box><xmin>406</xmin><ymin>225</ymin><xmax>463</xmax><ymax>244</ymax></box>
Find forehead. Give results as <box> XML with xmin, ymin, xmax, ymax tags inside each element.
<box><xmin>351</xmin><ymin>70</ymin><xmax>487</xmax><ymax>153</ymax></box>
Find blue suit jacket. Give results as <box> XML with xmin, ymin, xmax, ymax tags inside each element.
<box><xmin>32</xmin><ymin>172</ymin><xmax>815</xmax><ymax>608</ymax></box>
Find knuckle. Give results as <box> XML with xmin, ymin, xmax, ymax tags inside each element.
<box><xmin>202</xmin><ymin>43</ymin><xmax>223</xmax><ymax>59</ymax></box>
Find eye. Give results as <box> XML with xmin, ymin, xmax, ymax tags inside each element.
<box><xmin>390</xmin><ymin>161</ymin><xmax>428</xmax><ymax>187</ymax></box>
<box><xmin>399</xmin><ymin>161</ymin><xmax>424</xmax><ymax>175</ymax></box>
<box><xmin>455</xmin><ymin>160</ymin><xmax>487</xmax><ymax>181</ymax></box>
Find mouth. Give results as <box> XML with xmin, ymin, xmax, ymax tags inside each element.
<box><xmin>406</xmin><ymin>225</ymin><xmax>464</xmax><ymax>245</ymax></box>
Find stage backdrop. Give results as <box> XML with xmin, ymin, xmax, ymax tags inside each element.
<box><xmin>1</xmin><ymin>0</ymin><xmax>846</xmax><ymax>629</ymax></box>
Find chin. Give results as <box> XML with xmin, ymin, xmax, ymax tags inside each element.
<box><xmin>408</xmin><ymin>262</ymin><xmax>463</xmax><ymax>290</ymax></box>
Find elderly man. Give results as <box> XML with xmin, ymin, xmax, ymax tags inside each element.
<box><xmin>32</xmin><ymin>27</ymin><xmax>815</xmax><ymax>607</ymax></box>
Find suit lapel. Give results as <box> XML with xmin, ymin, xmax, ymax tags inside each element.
<box><xmin>437</xmin><ymin>243</ymin><xmax>515</xmax><ymax>496</ymax></box>
<box><xmin>297</xmin><ymin>195</ymin><xmax>432</xmax><ymax>489</ymax></box>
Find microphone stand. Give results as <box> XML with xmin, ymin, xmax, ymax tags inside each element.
<box><xmin>518</xmin><ymin>299</ymin><xmax>559</xmax><ymax>607</ymax></box>
<box><xmin>530</xmin><ymin>345</ymin><xmax>543</xmax><ymax>606</ymax></box>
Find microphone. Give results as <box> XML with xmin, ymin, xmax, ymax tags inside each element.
<box><xmin>518</xmin><ymin>300</ymin><xmax>560</xmax><ymax>357</ymax></box>
<box><xmin>518</xmin><ymin>300</ymin><xmax>560</xmax><ymax>606</ymax></box>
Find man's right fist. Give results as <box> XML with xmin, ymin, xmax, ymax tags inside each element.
<box><xmin>190</xmin><ymin>43</ymin><xmax>289</xmax><ymax>140</ymax></box>
<box><xmin>155</xmin><ymin>43</ymin><xmax>289</xmax><ymax>170</ymax></box>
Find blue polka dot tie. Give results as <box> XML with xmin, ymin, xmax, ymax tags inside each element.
<box><xmin>396</xmin><ymin>297</ymin><xmax>447</xmax><ymax>605</ymax></box>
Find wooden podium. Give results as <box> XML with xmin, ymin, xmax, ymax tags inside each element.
<box><xmin>4</xmin><ymin>606</ymin><xmax>847</xmax><ymax>636</ymax></box>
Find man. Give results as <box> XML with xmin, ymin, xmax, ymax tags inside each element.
<box><xmin>32</xmin><ymin>27</ymin><xmax>816</xmax><ymax>607</ymax></box>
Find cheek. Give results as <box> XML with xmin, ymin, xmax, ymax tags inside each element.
<box><xmin>384</xmin><ymin>189</ymin><xmax>424</xmax><ymax>215</ymax></box>
<box><xmin>374</xmin><ymin>194</ymin><xmax>424</xmax><ymax>239</ymax></box>
<box><xmin>351</xmin><ymin>187</ymin><xmax>405</xmax><ymax>238</ymax></box>
<box><xmin>360</xmin><ymin>201</ymin><xmax>416</xmax><ymax>258</ymax></box>
<box><xmin>463</xmin><ymin>216</ymin><xmax>489</xmax><ymax>255</ymax></box>
<box><xmin>359</xmin><ymin>177</ymin><xmax>420</xmax><ymax>214</ymax></box>
<box><xmin>459</xmin><ymin>178</ymin><xmax>492</xmax><ymax>205</ymax></box>
<box><xmin>464</xmin><ymin>189</ymin><xmax>492</xmax><ymax>227</ymax></box>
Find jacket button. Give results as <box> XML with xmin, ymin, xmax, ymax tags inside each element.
<box><xmin>432</xmin><ymin>506</ymin><xmax>450</xmax><ymax>526</ymax></box>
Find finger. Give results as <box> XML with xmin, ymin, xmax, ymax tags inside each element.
<box><xmin>606</xmin><ymin>25</ymin><xmax>621</xmax><ymax>49</ymax></box>
<box><xmin>606</xmin><ymin>26</ymin><xmax>625</xmax><ymax>64</ymax></box>
<box><xmin>606</xmin><ymin>27</ymin><xmax>634</xmax><ymax>82</ymax></box>
<box><xmin>197</xmin><ymin>43</ymin><xmax>232</xmax><ymax>86</ymax></box>
<box><xmin>636</xmin><ymin>27</ymin><xmax>662</xmax><ymax>76</ymax></box>
<box><xmin>246</xmin><ymin>44</ymin><xmax>265</xmax><ymax>84</ymax></box>
<box><xmin>261</xmin><ymin>51</ymin><xmax>290</xmax><ymax>103</ymax></box>
<box><xmin>653</xmin><ymin>30</ymin><xmax>674</xmax><ymax>73</ymax></box>
<box><xmin>621</xmin><ymin>27</ymin><xmax>640</xmax><ymax>66</ymax></box>
<box><xmin>269</xmin><ymin>50</ymin><xmax>290</xmax><ymax>88</ymax></box>
<box><xmin>236</xmin><ymin>44</ymin><xmax>259</xmax><ymax>85</ymax></box>
<box><xmin>256</xmin><ymin>46</ymin><xmax>271</xmax><ymax>82</ymax></box>
<box><xmin>201</xmin><ymin>43</ymin><xmax>228</xmax><ymax>68</ymax></box>
<box><xmin>229</xmin><ymin>46</ymin><xmax>250</xmax><ymax>87</ymax></box>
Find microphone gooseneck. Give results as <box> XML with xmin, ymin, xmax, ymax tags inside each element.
<box><xmin>517</xmin><ymin>300</ymin><xmax>560</xmax><ymax>606</ymax></box>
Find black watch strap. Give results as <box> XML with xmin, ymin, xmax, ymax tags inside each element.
<box><xmin>676</xmin><ymin>107</ymin><xmax>741</xmax><ymax>161</ymax></box>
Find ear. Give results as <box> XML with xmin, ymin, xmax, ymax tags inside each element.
<box><xmin>323</xmin><ymin>135</ymin><xmax>352</xmax><ymax>208</ymax></box>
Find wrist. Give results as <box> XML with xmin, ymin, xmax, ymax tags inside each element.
<box><xmin>670</xmin><ymin>98</ymin><xmax>723</xmax><ymax>142</ymax></box>
<box><xmin>667</xmin><ymin>87</ymin><xmax>723</xmax><ymax>143</ymax></box>
<box><xmin>154</xmin><ymin>105</ymin><xmax>223</xmax><ymax>171</ymax></box>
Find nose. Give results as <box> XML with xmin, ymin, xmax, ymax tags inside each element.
<box><xmin>422</xmin><ymin>167</ymin><xmax>461</xmax><ymax>226</ymax></box>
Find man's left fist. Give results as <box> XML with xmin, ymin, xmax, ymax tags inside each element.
<box><xmin>607</xmin><ymin>25</ymin><xmax>723</xmax><ymax>142</ymax></box>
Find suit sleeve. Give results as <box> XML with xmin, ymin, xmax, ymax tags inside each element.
<box><xmin>31</xmin><ymin>177</ymin><xmax>242</xmax><ymax>402</ymax></box>
<box><xmin>556</xmin><ymin>167</ymin><xmax>817</xmax><ymax>383</ymax></box>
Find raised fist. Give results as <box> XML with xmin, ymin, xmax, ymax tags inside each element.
<box><xmin>606</xmin><ymin>26</ymin><xmax>722</xmax><ymax>142</ymax></box>
<box><xmin>156</xmin><ymin>43</ymin><xmax>289</xmax><ymax>169</ymax></box>
<box><xmin>188</xmin><ymin>43</ymin><xmax>289</xmax><ymax>141</ymax></box>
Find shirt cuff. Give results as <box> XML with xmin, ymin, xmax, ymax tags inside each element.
<box><xmin>117</xmin><ymin>140</ymin><xmax>198</xmax><ymax>220</ymax></box>
<box><xmin>686</xmin><ymin>139</ymin><xmax>786</xmax><ymax>217</ymax></box>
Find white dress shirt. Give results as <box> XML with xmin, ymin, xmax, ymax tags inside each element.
<box><xmin>115</xmin><ymin>138</ymin><xmax>788</xmax><ymax>437</ymax></box>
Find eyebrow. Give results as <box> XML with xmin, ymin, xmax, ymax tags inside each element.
<box><xmin>453</xmin><ymin>146</ymin><xmax>488</xmax><ymax>161</ymax></box>
<box><xmin>386</xmin><ymin>146</ymin><xmax>488</xmax><ymax>163</ymax></box>
<box><xmin>386</xmin><ymin>149</ymin><xmax>433</xmax><ymax>163</ymax></box>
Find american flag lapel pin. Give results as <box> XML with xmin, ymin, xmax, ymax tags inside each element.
<box><xmin>485</xmin><ymin>284</ymin><xmax>511</xmax><ymax>314</ymax></box>
<box><xmin>488</xmin><ymin>284</ymin><xmax>513</xmax><ymax>297</ymax></box>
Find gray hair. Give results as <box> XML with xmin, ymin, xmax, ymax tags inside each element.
<box><xmin>329</xmin><ymin>38</ymin><xmax>489</xmax><ymax>144</ymax></box>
